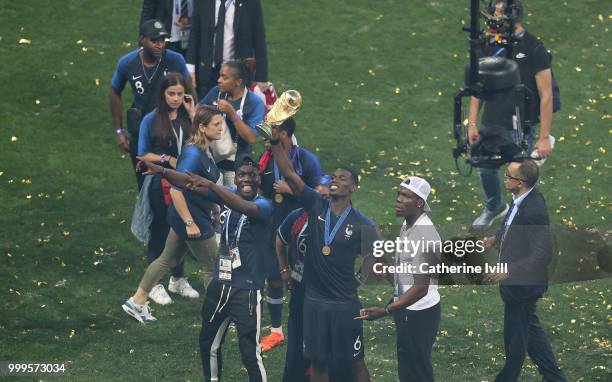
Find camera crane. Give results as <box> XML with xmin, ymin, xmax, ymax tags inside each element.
<box><xmin>453</xmin><ymin>0</ymin><xmax>533</xmax><ymax>176</ymax></box>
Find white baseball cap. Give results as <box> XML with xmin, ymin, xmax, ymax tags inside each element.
<box><xmin>399</xmin><ymin>176</ymin><xmax>431</xmax><ymax>212</ymax></box>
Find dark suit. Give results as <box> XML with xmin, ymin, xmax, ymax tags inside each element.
<box><xmin>140</xmin><ymin>0</ymin><xmax>173</xmax><ymax>34</ymax></box>
<box><xmin>495</xmin><ymin>188</ymin><xmax>566</xmax><ymax>382</ymax></box>
<box><xmin>140</xmin><ymin>0</ymin><xmax>192</xmax><ymax>56</ymax></box>
<box><xmin>187</xmin><ymin>0</ymin><xmax>268</xmax><ymax>97</ymax></box>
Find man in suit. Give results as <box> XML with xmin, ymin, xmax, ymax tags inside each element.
<box><xmin>186</xmin><ymin>0</ymin><xmax>268</xmax><ymax>98</ymax></box>
<box><xmin>484</xmin><ymin>160</ymin><xmax>566</xmax><ymax>382</ymax></box>
<box><xmin>140</xmin><ymin>0</ymin><xmax>194</xmax><ymax>56</ymax></box>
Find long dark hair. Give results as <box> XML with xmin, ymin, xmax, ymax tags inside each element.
<box><xmin>153</xmin><ymin>72</ymin><xmax>194</xmax><ymax>151</ymax></box>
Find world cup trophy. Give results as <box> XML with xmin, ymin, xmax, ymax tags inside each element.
<box><xmin>256</xmin><ymin>90</ymin><xmax>302</xmax><ymax>139</ymax></box>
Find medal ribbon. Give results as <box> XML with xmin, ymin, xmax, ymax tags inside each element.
<box><xmin>324</xmin><ymin>203</ymin><xmax>352</xmax><ymax>247</ymax></box>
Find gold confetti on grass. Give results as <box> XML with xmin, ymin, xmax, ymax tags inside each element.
<box><xmin>18</xmin><ymin>38</ymin><xmax>31</xmax><ymax>45</ymax></box>
<box><xmin>11</xmin><ymin>136</ymin><xmax>18</xmax><ymax>142</ymax></box>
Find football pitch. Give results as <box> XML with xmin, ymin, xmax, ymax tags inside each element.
<box><xmin>0</xmin><ymin>0</ymin><xmax>610</xmax><ymax>380</ymax></box>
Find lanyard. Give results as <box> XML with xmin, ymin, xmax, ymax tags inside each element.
<box><xmin>171</xmin><ymin>120</ymin><xmax>184</xmax><ymax>155</ymax></box>
<box><xmin>324</xmin><ymin>203</ymin><xmax>352</xmax><ymax>246</ymax></box>
<box><xmin>217</xmin><ymin>87</ymin><xmax>248</xmax><ymax>119</ymax></box>
<box><xmin>224</xmin><ymin>210</ymin><xmax>247</xmax><ymax>248</ymax></box>
<box><xmin>237</xmin><ymin>87</ymin><xmax>247</xmax><ymax>118</ymax></box>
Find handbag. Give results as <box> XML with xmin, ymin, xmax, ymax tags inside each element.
<box><xmin>209</xmin><ymin>88</ymin><xmax>248</xmax><ymax>163</ymax></box>
<box><xmin>131</xmin><ymin>175</ymin><xmax>154</xmax><ymax>245</ymax></box>
<box><xmin>210</xmin><ymin>117</ymin><xmax>237</xmax><ymax>162</ymax></box>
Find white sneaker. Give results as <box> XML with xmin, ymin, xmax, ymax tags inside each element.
<box><xmin>149</xmin><ymin>284</ymin><xmax>172</xmax><ymax>305</ymax></box>
<box><xmin>168</xmin><ymin>277</ymin><xmax>200</xmax><ymax>299</ymax></box>
<box><xmin>472</xmin><ymin>204</ymin><xmax>509</xmax><ymax>228</ymax></box>
<box><xmin>122</xmin><ymin>297</ymin><xmax>157</xmax><ymax>323</ymax></box>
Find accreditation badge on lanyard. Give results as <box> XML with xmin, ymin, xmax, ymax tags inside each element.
<box><xmin>218</xmin><ymin>210</ymin><xmax>247</xmax><ymax>281</ymax></box>
<box><xmin>291</xmin><ymin>261</ymin><xmax>304</xmax><ymax>282</ymax></box>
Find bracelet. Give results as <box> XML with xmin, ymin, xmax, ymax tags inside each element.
<box><xmin>162</xmin><ymin>167</ymin><xmax>167</xmax><ymax>177</ymax></box>
<box><xmin>160</xmin><ymin>154</ymin><xmax>168</xmax><ymax>164</ymax></box>
<box><xmin>115</xmin><ymin>128</ymin><xmax>126</xmax><ymax>135</ymax></box>
<box><xmin>230</xmin><ymin>113</ymin><xmax>241</xmax><ymax>123</ymax></box>
<box><xmin>270</xmin><ymin>138</ymin><xmax>280</xmax><ymax>145</ymax></box>
<box><xmin>384</xmin><ymin>305</ymin><xmax>391</xmax><ymax>316</ymax></box>
<box><xmin>279</xmin><ymin>268</ymin><xmax>290</xmax><ymax>274</ymax></box>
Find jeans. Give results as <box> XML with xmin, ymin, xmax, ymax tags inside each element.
<box><xmin>146</xmin><ymin>175</ymin><xmax>184</xmax><ymax>279</ymax></box>
<box><xmin>478</xmin><ymin>126</ymin><xmax>537</xmax><ymax>212</ymax></box>
<box><xmin>138</xmin><ymin>229</ymin><xmax>218</xmax><ymax>292</ymax></box>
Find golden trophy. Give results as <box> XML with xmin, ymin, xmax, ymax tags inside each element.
<box><xmin>257</xmin><ymin>90</ymin><xmax>302</xmax><ymax>138</ymax></box>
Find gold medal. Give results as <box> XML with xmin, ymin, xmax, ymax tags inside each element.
<box><xmin>274</xmin><ymin>193</ymin><xmax>284</xmax><ymax>203</ymax></box>
<box><xmin>322</xmin><ymin>245</ymin><xmax>331</xmax><ymax>256</ymax></box>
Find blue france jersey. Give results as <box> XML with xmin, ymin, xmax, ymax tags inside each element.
<box><xmin>111</xmin><ymin>48</ymin><xmax>190</xmax><ymax>115</ymax></box>
<box><xmin>166</xmin><ymin>144</ymin><xmax>220</xmax><ymax>241</ymax></box>
<box><xmin>209</xmin><ymin>189</ymin><xmax>273</xmax><ymax>290</ymax></box>
<box><xmin>299</xmin><ymin>186</ymin><xmax>379</xmax><ymax>301</ymax></box>
<box><xmin>260</xmin><ymin>146</ymin><xmax>323</xmax><ymax>231</ymax></box>
<box><xmin>200</xmin><ymin>86</ymin><xmax>264</xmax><ymax>159</ymax></box>
<box><xmin>137</xmin><ymin>109</ymin><xmax>187</xmax><ymax>157</ymax></box>
<box><xmin>278</xmin><ymin>208</ymin><xmax>309</xmax><ymax>271</ymax></box>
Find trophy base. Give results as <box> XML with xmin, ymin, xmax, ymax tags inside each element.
<box><xmin>256</xmin><ymin>122</ymin><xmax>272</xmax><ymax>139</ymax></box>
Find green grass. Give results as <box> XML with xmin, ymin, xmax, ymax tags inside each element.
<box><xmin>1</xmin><ymin>0</ymin><xmax>610</xmax><ymax>380</ymax></box>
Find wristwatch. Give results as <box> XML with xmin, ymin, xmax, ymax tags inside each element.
<box><xmin>184</xmin><ymin>219</ymin><xmax>194</xmax><ymax>227</ymax></box>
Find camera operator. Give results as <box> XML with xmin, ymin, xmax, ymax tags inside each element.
<box><xmin>468</xmin><ymin>0</ymin><xmax>554</xmax><ymax>228</ymax></box>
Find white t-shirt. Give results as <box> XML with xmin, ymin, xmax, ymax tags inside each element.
<box><xmin>394</xmin><ymin>213</ymin><xmax>441</xmax><ymax>311</ymax></box>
